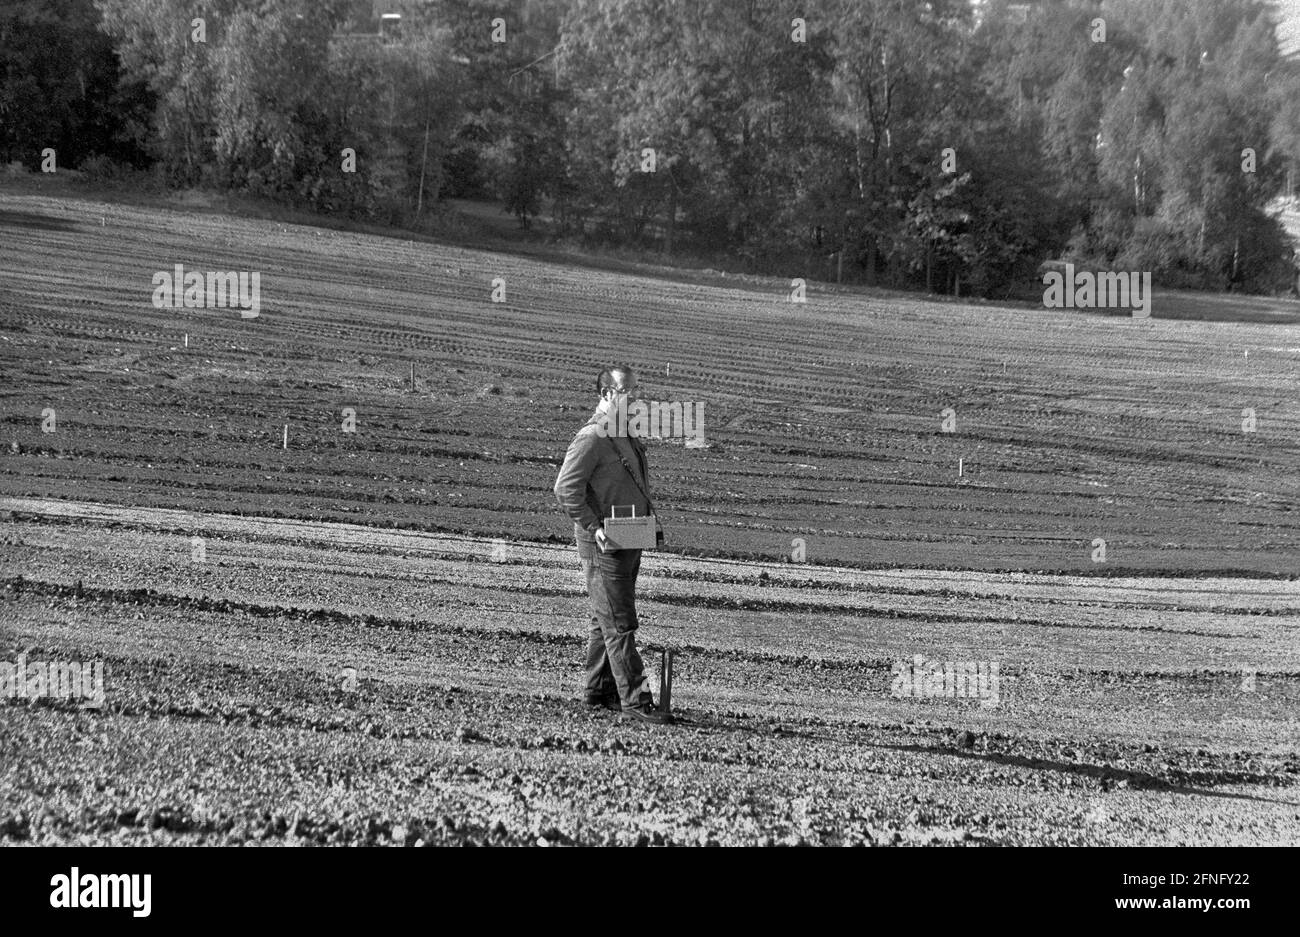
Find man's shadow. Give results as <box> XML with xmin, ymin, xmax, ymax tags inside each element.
<box><xmin>670</xmin><ymin>711</ymin><xmax>1298</xmax><ymax>806</ymax></box>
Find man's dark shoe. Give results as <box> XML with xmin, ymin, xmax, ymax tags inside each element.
<box><xmin>585</xmin><ymin>691</ymin><xmax>621</xmax><ymax>712</ymax></box>
<box><xmin>620</xmin><ymin>694</ymin><xmax>673</xmax><ymax>725</ymax></box>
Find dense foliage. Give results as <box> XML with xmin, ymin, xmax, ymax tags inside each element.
<box><xmin>2</xmin><ymin>0</ymin><xmax>1297</xmax><ymax>294</ymax></box>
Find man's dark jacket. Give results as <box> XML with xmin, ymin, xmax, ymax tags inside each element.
<box><xmin>554</xmin><ymin>411</ymin><xmax>652</xmax><ymax>535</ymax></box>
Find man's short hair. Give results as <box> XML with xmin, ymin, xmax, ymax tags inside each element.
<box><xmin>595</xmin><ymin>365</ymin><xmax>634</xmax><ymax>397</ymax></box>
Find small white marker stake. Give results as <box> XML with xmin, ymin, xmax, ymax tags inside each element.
<box><xmin>666</xmin><ymin>363</ymin><xmax>671</xmax><ymax>377</ymax></box>
<box><xmin>410</xmin><ymin>362</ymin><xmax>415</xmax><ymax>391</ymax></box>
<box><xmin>282</xmin><ymin>424</ymin><xmax>288</xmax><ymax>450</ymax></box>
<box><xmin>183</xmin><ymin>333</ymin><xmax>188</xmax><ymax>348</ymax></box>
<box><xmin>958</xmin><ymin>458</ymin><xmax>963</xmax><ymax>478</ymax></box>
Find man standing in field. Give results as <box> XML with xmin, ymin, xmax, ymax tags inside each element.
<box><xmin>553</xmin><ymin>365</ymin><xmax>670</xmax><ymax>725</ymax></box>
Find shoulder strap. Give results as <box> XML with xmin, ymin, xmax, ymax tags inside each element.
<box><xmin>605</xmin><ymin>436</ymin><xmax>655</xmax><ymax>514</ymax></box>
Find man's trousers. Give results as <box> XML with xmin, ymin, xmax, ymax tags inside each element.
<box><xmin>576</xmin><ymin>532</ymin><xmax>647</xmax><ymax>708</ymax></box>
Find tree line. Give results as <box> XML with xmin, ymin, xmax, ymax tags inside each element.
<box><xmin>3</xmin><ymin>0</ymin><xmax>1297</xmax><ymax>296</ymax></box>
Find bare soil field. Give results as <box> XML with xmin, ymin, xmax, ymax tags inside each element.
<box><xmin>2</xmin><ymin>497</ymin><xmax>1297</xmax><ymax>846</ymax></box>
<box><xmin>2</xmin><ymin>189</ymin><xmax>1300</xmax><ymax>575</ymax></box>
<box><xmin>1</xmin><ymin>187</ymin><xmax>1298</xmax><ymax>845</ymax></box>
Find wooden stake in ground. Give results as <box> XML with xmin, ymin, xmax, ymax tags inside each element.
<box><xmin>659</xmin><ymin>648</ymin><xmax>675</xmax><ymax>716</ymax></box>
<box><xmin>958</xmin><ymin>458</ymin><xmax>963</xmax><ymax>478</ymax></box>
<box><xmin>282</xmin><ymin>424</ymin><xmax>288</xmax><ymax>450</ymax></box>
<box><xmin>410</xmin><ymin>362</ymin><xmax>415</xmax><ymax>392</ymax></box>
<box><xmin>184</xmin><ymin>333</ymin><xmax>188</xmax><ymax>348</ymax></box>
